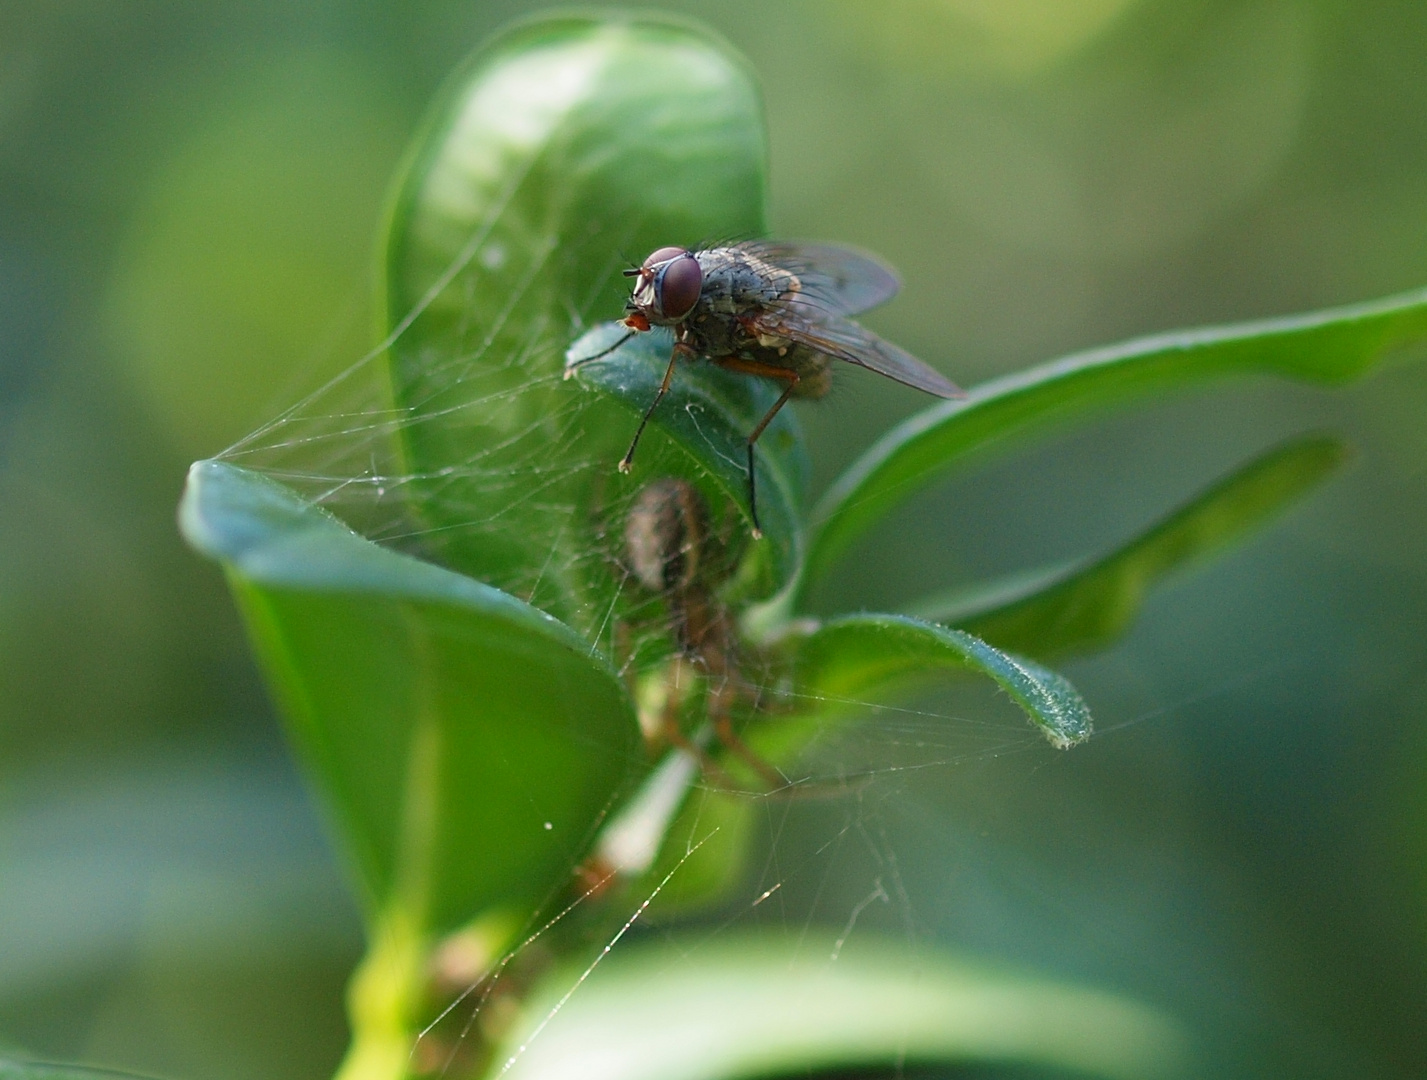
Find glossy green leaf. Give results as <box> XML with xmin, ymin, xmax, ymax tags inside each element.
<box><xmin>178</xmin><ymin>460</ymin><xmax>639</xmax><ymax>936</ymax></box>
<box><xmin>382</xmin><ymin>13</ymin><xmax>779</xmax><ymax>636</ymax></box>
<box><xmin>780</xmin><ymin>615</ymin><xmax>1093</xmax><ymax>750</ymax></box>
<box><xmin>565</xmin><ymin>324</ymin><xmax>806</xmax><ymax>586</ymax></box>
<box><xmin>806</xmin><ymin>284</ymin><xmax>1427</xmax><ymax>592</ymax></box>
<box><xmin>907</xmin><ymin>435</ymin><xmax>1349</xmax><ymax>657</ymax></box>
<box><xmin>495</xmin><ymin>934</ymin><xmax>1186</xmax><ymax>1080</ymax></box>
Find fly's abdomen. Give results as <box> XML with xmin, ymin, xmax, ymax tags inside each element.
<box><xmin>787</xmin><ymin>345</ymin><xmax>832</xmax><ymax>398</ymax></box>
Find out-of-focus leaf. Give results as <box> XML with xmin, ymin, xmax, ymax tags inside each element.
<box><xmin>806</xmin><ymin>285</ymin><xmax>1427</xmax><ymax>593</ymax></box>
<box><xmin>0</xmin><ymin>1065</ymin><xmax>159</xmax><ymax>1080</ymax></box>
<box><xmin>494</xmin><ymin>933</ymin><xmax>1187</xmax><ymax>1080</ymax></box>
<box><xmin>382</xmin><ymin>13</ymin><xmax>779</xmax><ymax>634</ymax></box>
<box><xmin>777</xmin><ymin>615</ymin><xmax>1092</xmax><ymax>752</ymax></box>
<box><xmin>178</xmin><ymin>460</ymin><xmax>639</xmax><ymax>936</ymax></box>
<box><xmin>108</xmin><ymin>56</ymin><xmax>406</xmax><ymax>457</ymax></box>
<box><xmin>0</xmin><ymin>756</ymin><xmax>359</xmax><ymax>1047</ymax></box>
<box><xmin>906</xmin><ymin>435</ymin><xmax>1350</xmax><ymax>657</ymax></box>
<box><xmin>0</xmin><ymin>1061</ymin><xmax>160</xmax><ymax>1078</ymax></box>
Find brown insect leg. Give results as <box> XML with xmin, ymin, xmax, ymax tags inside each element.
<box><xmin>708</xmin><ymin>675</ymin><xmax>789</xmax><ymax>791</ymax></box>
<box><xmin>712</xmin><ymin>356</ymin><xmax>800</xmax><ymax>539</ymax></box>
<box><xmin>620</xmin><ymin>343</ymin><xmax>693</xmax><ymax>474</ymax></box>
<box><xmin>658</xmin><ymin>657</ymin><xmax>743</xmax><ymax>790</ymax></box>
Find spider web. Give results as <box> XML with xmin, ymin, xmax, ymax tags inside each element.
<box><xmin>205</xmin><ymin>219</ymin><xmax>1227</xmax><ymax>1080</ymax></box>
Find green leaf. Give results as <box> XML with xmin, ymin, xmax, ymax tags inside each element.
<box><xmin>494</xmin><ymin>934</ymin><xmax>1187</xmax><ymax>1080</ymax></box>
<box><xmin>907</xmin><ymin>436</ymin><xmax>1349</xmax><ymax>657</ymax></box>
<box><xmin>565</xmin><ymin>324</ymin><xmax>807</xmax><ymax>587</ymax></box>
<box><xmin>178</xmin><ymin>460</ymin><xmax>640</xmax><ymax>935</ymax></box>
<box><xmin>614</xmin><ymin>615</ymin><xmax>1094</xmax><ymax>914</ymax></box>
<box><xmin>806</xmin><ymin>284</ymin><xmax>1427</xmax><ymax>593</ymax></box>
<box><xmin>0</xmin><ymin>1063</ymin><xmax>160</xmax><ymax>1080</ymax></box>
<box><xmin>779</xmin><ymin>615</ymin><xmax>1093</xmax><ymax>751</ymax></box>
<box><xmin>381</xmin><ymin>13</ymin><xmax>780</xmax><ymax>635</ymax></box>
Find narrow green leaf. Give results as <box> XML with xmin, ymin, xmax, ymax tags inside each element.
<box><xmin>381</xmin><ymin>13</ymin><xmax>782</xmax><ymax>633</ymax></box>
<box><xmin>807</xmin><ymin>285</ymin><xmax>1427</xmax><ymax>592</ymax></box>
<box><xmin>783</xmin><ymin>615</ymin><xmax>1092</xmax><ymax>750</ymax></box>
<box><xmin>495</xmin><ymin>934</ymin><xmax>1186</xmax><ymax>1080</ymax></box>
<box><xmin>179</xmin><ymin>460</ymin><xmax>640</xmax><ymax>935</ymax></box>
<box><xmin>907</xmin><ymin>436</ymin><xmax>1349</xmax><ymax>657</ymax></box>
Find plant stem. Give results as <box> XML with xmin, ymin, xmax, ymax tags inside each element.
<box><xmin>334</xmin><ymin>907</ymin><xmax>426</xmax><ymax>1080</ymax></box>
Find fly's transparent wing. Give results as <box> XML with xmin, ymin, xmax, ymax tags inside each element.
<box><xmin>750</xmin><ymin>306</ymin><xmax>962</xmax><ymax>399</ymax></box>
<box><xmin>733</xmin><ymin>241</ymin><xmax>901</xmax><ymax>316</ymax></box>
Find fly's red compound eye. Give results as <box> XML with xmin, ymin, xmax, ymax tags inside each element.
<box><xmin>642</xmin><ymin>246</ymin><xmax>688</xmax><ymax>270</ymax></box>
<box><xmin>655</xmin><ymin>252</ymin><xmax>702</xmax><ymax>320</ymax></box>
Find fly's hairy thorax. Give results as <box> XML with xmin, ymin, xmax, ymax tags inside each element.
<box><xmin>679</xmin><ymin>250</ymin><xmax>781</xmax><ymax>357</ymax></box>
<box><xmin>694</xmin><ymin>248</ymin><xmax>797</xmax><ymax>315</ymax></box>
<box><xmin>679</xmin><ymin>248</ymin><xmax>831</xmax><ymax>397</ymax></box>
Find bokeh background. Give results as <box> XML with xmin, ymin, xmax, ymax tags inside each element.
<box><xmin>2</xmin><ymin>2</ymin><xmax>1426</xmax><ymax>1078</ymax></box>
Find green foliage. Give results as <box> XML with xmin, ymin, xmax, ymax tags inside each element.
<box><xmin>178</xmin><ymin>461</ymin><xmax>638</xmax><ymax>936</ymax></box>
<box><xmin>805</xmin><ymin>288</ymin><xmax>1427</xmax><ymax>592</ymax></box>
<box><xmin>909</xmin><ymin>435</ymin><xmax>1351</xmax><ymax>658</ymax></box>
<box><xmin>0</xmin><ymin>1064</ymin><xmax>155</xmax><ymax>1080</ymax></box>
<box><xmin>787</xmin><ymin>616</ymin><xmax>1093</xmax><ymax>749</ymax></box>
<box><xmin>565</xmin><ymin>324</ymin><xmax>806</xmax><ymax>586</ymax></box>
<box><xmin>169</xmin><ymin>10</ymin><xmax>1427</xmax><ymax>1080</ymax></box>
<box><xmin>495</xmin><ymin>933</ymin><xmax>1186</xmax><ymax>1080</ymax></box>
<box><xmin>380</xmin><ymin>13</ymin><xmax>775</xmax><ymax>634</ymax></box>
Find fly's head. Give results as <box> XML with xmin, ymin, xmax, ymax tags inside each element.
<box><xmin>622</xmin><ymin>246</ymin><xmax>703</xmax><ymax>331</ymax></box>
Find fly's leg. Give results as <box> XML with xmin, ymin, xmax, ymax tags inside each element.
<box><xmin>620</xmin><ymin>342</ymin><xmax>695</xmax><ymax>475</ymax></box>
<box><xmin>565</xmin><ymin>310</ymin><xmax>652</xmax><ymax>375</ymax></box>
<box><xmin>564</xmin><ymin>329</ymin><xmax>636</xmax><ymax>375</ymax></box>
<box><xmin>712</xmin><ymin>356</ymin><xmax>800</xmax><ymax>539</ymax></box>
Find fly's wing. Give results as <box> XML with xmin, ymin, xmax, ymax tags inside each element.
<box><xmin>733</xmin><ymin>241</ymin><xmax>901</xmax><ymax>316</ymax></box>
<box><xmin>749</xmin><ymin>305</ymin><xmax>963</xmax><ymax>399</ymax></box>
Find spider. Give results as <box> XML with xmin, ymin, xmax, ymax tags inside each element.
<box><xmin>621</xmin><ymin>477</ymin><xmax>786</xmax><ymax>791</ymax></box>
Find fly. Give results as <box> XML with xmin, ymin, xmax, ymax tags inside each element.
<box><xmin>566</xmin><ymin>241</ymin><xmax>964</xmax><ymax>537</ymax></box>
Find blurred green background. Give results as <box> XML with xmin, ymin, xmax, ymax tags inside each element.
<box><xmin>2</xmin><ymin>2</ymin><xmax>1425</xmax><ymax>1078</ymax></box>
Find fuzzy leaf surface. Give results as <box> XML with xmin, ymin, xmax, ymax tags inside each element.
<box><xmin>778</xmin><ymin>614</ymin><xmax>1093</xmax><ymax>752</ymax></box>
